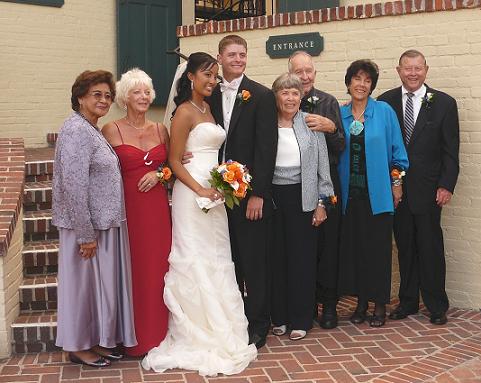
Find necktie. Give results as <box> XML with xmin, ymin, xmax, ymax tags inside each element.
<box><xmin>404</xmin><ymin>92</ymin><xmax>415</xmax><ymax>144</ymax></box>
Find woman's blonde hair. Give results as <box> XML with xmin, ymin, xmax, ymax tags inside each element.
<box><xmin>115</xmin><ymin>68</ymin><xmax>156</xmax><ymax>109</ymax></box>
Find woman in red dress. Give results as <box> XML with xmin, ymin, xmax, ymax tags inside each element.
<box><xmin>103</xmin><ymin>68</ymin><xmax>171</xmax><ymax>356</ymax></box>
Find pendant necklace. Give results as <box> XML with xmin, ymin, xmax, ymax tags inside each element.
<box><xmin>189</xmin><ymin>100</ymin><xmax>206</xmax><ymax>114</ymax></box>
<box><xmin>350</xmin><ymin>107</ymin><xmax>366</xmax><ymax>136</ymax></box>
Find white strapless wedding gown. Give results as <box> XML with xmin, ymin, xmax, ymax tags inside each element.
<box><xmin>142</xmin><ymin>122</ymin><xmax>257</xmax><ymax>376</ymax></box>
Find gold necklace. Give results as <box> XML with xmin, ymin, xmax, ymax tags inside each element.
<box><xmin>124</xmin><ymin>117</ymin><xmax>145</xmax><ymax>130</ymax></box>
<box><xmin>189</xmin><ymin>100</ymin><xmax>206</xmax><ymax>114</ymax></box>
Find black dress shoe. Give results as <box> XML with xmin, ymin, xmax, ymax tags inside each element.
<box><xmin>249</xmin><ymin>333</ymin><xmax>267</xmax><ymax>349</ymax></box>
<box><xmin>389</xmin><ymin>305</ymin><xmax>418</xmax><ymax>320</ymax></box>
<box><xmin>350</xmin><ymin>310</ymin><xmax>366</xmax><ymax>324</ymax></box>
<box><xmin>69</xmin><ymin>353</ymin><xmax>111</xmax><ymax>367</ymax></box>
<box><xmin>430</xmin><ymin>312</ymin><xmax>448</xmax><ymax>325</ymax></box>
<box><xmin>319</xmin><ymin>307</ymin><xmax>338</xmax><ymax>329</ymax></box>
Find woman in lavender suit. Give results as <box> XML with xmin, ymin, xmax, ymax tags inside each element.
<box><xmin>52</xmin><ymin>70</ymin><xmax>137</xmax><ymax>367</ymax></box>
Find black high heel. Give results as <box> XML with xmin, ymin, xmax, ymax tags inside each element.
<box><xmin>69</xmin><ymin>352</ymin><xmax>111</xmax><ymax>367</ymax></box>
<box><xmin>350</xmin><ymin>300</ymin><xmax>368</xmax><ymax>324</ymax></box>
<box><xmin>92</xmin><ymin>346</ymin><xmax>124</xmax><ymax>361</ymax></box>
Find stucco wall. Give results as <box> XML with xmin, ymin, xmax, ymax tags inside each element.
<box><xmin>0</xmin><ymin>0</ymin><xmax>164</xmax><ymax>147</ymax></box>
<box><xmin>179</xmin><ymin>7</ymin><xmax>481</xmax><ymax>309</ymax></box>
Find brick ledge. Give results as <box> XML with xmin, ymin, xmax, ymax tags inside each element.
<box><xmin>0</xmin><ymin>138</ymin><xmax>25</xmax><ymax>257</ymax></box>
<box><xmin>177</xmin><ymin>0</ymin><xmax>481</xmax><ymax>37</ymax></box>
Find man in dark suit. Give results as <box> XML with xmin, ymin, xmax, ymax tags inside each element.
<box><xmin>378</xmin><ymin>50</ymin><xmax>459</xmax><ymax>325</ymax></box>
<box><xmin>208</xmin><ymin>35</ymin><xmax>278</xmax><ymax>348</ymax></box>
<box><xmin>287</xmin><ymin>51</ymin><xmax>344</xmax><ymax>329</ymax></box>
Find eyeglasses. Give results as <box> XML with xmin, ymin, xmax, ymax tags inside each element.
<box><xmin>89</xmin><ymin>91</ymin><xmax>113</xmax><ymax>102</ymax></box>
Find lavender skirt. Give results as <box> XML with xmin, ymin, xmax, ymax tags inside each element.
<box><xmin>56</xmin><ymin>220</ymin><xmax>137</xmax><ymax>351</ymax></box>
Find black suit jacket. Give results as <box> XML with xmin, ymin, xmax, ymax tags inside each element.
<box><xmin>208</xmin><ymin>75</ymin><xmax>278</xmax><ymax>215</ymax></box>
<box><xmin>378</xmin><ymin>86</ymin><xmax>459</xmax><ymax>214</ymax></box>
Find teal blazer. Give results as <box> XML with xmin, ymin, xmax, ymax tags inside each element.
<box><xmin>338</xmin><ymin>97</ymin><xmax>409</xmax><ymax>215</ymax></box>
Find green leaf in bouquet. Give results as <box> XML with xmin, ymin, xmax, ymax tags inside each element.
<box><xmin>224</xmin><ymin>193</ymin><xmax>235</xmax><ymax>209</ymax></box>
<box><xmin>233</xmin><ymin>195</ymin><xmax>240</xmax><ymax>206</ymax></box>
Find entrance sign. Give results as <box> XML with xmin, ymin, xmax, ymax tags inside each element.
<box><xmin>266</xmin><ymin>32</ymin><xmax>324</xmax><ymax>58</ymax></box>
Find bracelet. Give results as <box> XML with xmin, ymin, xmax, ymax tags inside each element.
<box><xmin>317</xmin><ymin>199</ymin><xmax>325</xmax><ymax>208</ymax></box>
<box><xmin>392</xmin><ymin>179</ymin><xmax>402</xmax><ymax>187</ymax></box>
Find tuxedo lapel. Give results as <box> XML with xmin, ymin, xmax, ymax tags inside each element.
<box><xmin>210</xmin><ymin>85</ymin><xmax>224</xmax><ymax>127</ymax></box>
<box><xmin>226</xmin><ymin>76</ymin><xmax>249</xmax><ymax>141</ymax></box>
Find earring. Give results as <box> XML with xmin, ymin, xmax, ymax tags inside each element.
<box><xmin>191</xmin><ymin>80</ymin><xmax>194</xmax><ymax>90</ymax></box>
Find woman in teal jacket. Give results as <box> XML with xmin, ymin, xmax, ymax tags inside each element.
<box><xmin>337</xmin><ymin>60</ymin><xmax>408</xmax><ymax>327</ymax></box>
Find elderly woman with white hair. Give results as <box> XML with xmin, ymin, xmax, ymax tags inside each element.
<box><xmin>270</xmin><ymin>73</ymin><xmax>333</xmax><ymax>341</ymax></box>
<box><xmin>102</xmin><ymin>68</ymin><xmax>171</xmax><ymax>356</ymax></box>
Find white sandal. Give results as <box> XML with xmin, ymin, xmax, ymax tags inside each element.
<box><xmin>272</xmin><ymin>325</ymin><xmax>287</xmax><ymax>336</ymax></box>
<box><xmin>289</xmin><ymin>329</ymin><xmax>306</xmax><ymax>340</ymax></box>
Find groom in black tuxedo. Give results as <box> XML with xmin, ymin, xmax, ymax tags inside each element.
<box><xmin>378</xmin><ymin>50</ymin><xmax>459</xmax><ymax>325</ymax></box>
<box><xmin>208</xmin><ymin>35</ymin><xmax>278</xmax><ymax>348</ymax></box>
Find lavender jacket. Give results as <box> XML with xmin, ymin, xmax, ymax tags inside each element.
<box><xmin>52</xmin><ymin>112</ymin><xmax>125</xmax><ymax>244</ymax></box>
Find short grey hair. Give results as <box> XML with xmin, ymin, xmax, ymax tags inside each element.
<box><xmin>272</xmin><ymin>72</ymin><xmax>304</xmax><ymax>96</ymax></box>
<box><xmin>287</xmin><ymin>50</ymin><xmax>314</xmax><ymax>72</ymax></box>
<box><xmin>115</xmin><ymin>68</ymin><xmax>156</xmax><ymax>110</ymax></box>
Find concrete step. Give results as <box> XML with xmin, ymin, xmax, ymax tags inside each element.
<box><xmin>23</xmin><ymin>209</ymin><xmax>58</xmax><ymax>242</ymax></box>
<box><xmin>19</xmin><ymin>275</ymin><xmax>57</xmax><ymax>312</ymax></box>
<box><xmin>23</xmin><ymin>180</ymin><xmax>52</xmax><ymax>212</ymax></box>
<box><xmin>23</xmin><ymin>239</ymin><xmax>58</xmax><ymax>276</ymax></box>
<box><xmin>11</xmin><ymin>311</ymin><xmax>58</xmax><ymax>353</ymax></box>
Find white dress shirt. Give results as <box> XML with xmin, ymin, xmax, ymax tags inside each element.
<box><xmin>220</xmin><ymin>74</ymin><xmax>243</xmax><ymax>161</ymax></box>
<box><xmin>221</xmin><ymin>74</ymin><xmax>244</xmax><ymax>135</ymax></box>
<box><xmin>402</xmin><ymin>84</ymin><xmax>426</xmax><ymax>124</ymax></box>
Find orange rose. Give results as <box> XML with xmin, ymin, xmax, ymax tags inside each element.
<box><xmin>162</xmin><ymin>167</ymin><xmax>172</xmax><ymax>180</ymax></box>
<box><xmin>234</xmin><ymin>183</ymin><xmax>247</xmax><ymax>198</ymax></box>
<box><xmin>223</xmin><ymin>171</ymin><xmax>235</xmax><ymax>183</ymax></box>
<box><xmin>234</xmin><ymin>169</ymin><xmax>243</xmax><ymax>180</ymax></box>
<box><xmin>241</xmin><ymin>90</ymin><xmax>251</xmax><ymax>101</ymax></box>
<box><xmin>227</xmin><ymin>163</ymin><xmax>238</xmax><ymax>171</ymax></box>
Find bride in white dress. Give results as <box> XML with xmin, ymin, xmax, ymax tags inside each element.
<box><xmin>142</xmin><ymin>53</ymin><xmax>257</xmax><ymax>377</ymax></box>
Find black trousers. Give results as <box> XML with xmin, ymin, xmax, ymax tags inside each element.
<box><xmin>227</xmin><ymin>203</ymin><xmax>272</xmax><ymax>338</ymax></box>
<box><xmin>394</xmin><ymin>198</ymin><xmax>449</xmax><ymax>314</ymax></box>
<box><xmin>271</xmin><ymin>184</ymin><xmax>318</xmax><ymax>330</ymax></box>
<box><xmin>316</xmin><ymin>164</ymin><xmax>341</xmax><ymax>306</ymax></box>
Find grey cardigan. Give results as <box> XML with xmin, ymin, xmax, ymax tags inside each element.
<box><xmin>52</xmin><ymin>112</ymin><xmax>125</xmax><ymax>244</ymax></box>
<box><xmin>291</xmin><ymin>111</ymin><xmax>334</xmax><ymax>211</ymax></box>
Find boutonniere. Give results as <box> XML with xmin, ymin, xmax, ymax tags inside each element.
<box><xmin>422</xmin><ymin>92</ymin><xmax>435</xmax><ymax>108</ymax></box>
<box><xmin>236</xmin><ymin>89</ymin><xmax>251</xmax><ymax>104</ymax></box>
<box><xmin>304</xmin><ymin>95</ymin><xmax>320</xmax><ymax>113</ymax></box>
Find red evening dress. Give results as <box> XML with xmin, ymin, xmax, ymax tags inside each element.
<box><xmin>113</xmin><ymin>124</ymin><xmax>171</xmax><ymax>357</ymax></box>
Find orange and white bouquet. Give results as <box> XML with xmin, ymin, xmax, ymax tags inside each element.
<box><xmin>209</xmin><ymin>160</ymin><xmax>252</xmax><ymax>210</ymax></box>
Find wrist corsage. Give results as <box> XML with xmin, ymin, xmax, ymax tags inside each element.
<box><xmin>318</xmin><ymin>195</ymin><xmax>338</xmax><ymax>209</ymax></box>
<box><xmin>156</xmin><ymin>163</ymin><xmax>173</xmax><ymax>186</ymax></box>
<box><xmin>391</xmin><ymin>168</ymin><xmax>406</xmax><ymax>187</ymax></box>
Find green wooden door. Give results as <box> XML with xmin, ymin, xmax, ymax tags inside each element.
<box><xmin>118</xmin><ymin>0</ymin><xmax>181</xmax><ymax>105</ymax></box>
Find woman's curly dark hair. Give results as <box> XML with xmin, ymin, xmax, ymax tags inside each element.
<box><xmin>344</xmin><ymin>59</ymin><xmax>379</xmax><ymax>95</ymax></box>
<box><xmin>71</xmin><ymin>70</ymin><xmax>115</xmax><ymax>112</ymax></box>
<box><xmin>172</xmin><ymin>52</ymin><xmax>217</xmax><ymax>116</ymax></box>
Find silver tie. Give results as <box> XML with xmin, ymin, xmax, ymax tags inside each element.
<box><xmin>404</xmin><ymin>92</ymin><xmax>415</xmax><ymax>144</ymax></box>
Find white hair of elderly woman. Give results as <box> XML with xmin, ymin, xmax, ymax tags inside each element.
<box><xmin>115</xmin><ymin>68</ymin><xmax>156</xmax><ymax>110</ymax></box>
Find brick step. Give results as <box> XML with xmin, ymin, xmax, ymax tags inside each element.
<box><xmin>23</xmin><ymin>209</ymin><xmax>58</xmax><ymax>242</ymax></box>
<box><xmin>11</xmin><ymin>311</ymin><xmax>58</xmax><ymax>353</ymax></box>
<box><xmin>23</xmin><ymin>239</ymin><xmax>59</xmax><ymax>276</ymax></box>
<box><xmin>19</xmin><ymin>275</ymin><xmax>57</xmax><ymax>312</ymax></box>
<box><xmin>23</xmin><ymin>180</ymin><xmax>52</xmax><ymax>211</ymax></box>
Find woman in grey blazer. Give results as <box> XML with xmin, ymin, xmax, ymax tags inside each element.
<box><xmin>52</xmin><ymin>70</ymin><xmax>136</xmax><ymax>367</ymax></box>
<box><xmin>270</xmin><ymin>73</ymin><xmax>334</xmax><ymax>340</ymax></box>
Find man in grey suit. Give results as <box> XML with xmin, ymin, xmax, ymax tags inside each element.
<box><xmin>288</xmin><ymin>51</ymin><xmax>345</xmax><ymax>329</ymax></box>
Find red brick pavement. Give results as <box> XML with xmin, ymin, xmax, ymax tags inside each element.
<box><xmin>1</xmin><ymin>298</ymin><xmax>481</xmax><ymax>383</ymax></box>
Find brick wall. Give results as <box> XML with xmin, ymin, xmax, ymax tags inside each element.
<box><xmin>0</xmin><ymin>0</ymin><xmax>164</xmax><ymax>147</ymax></box>
<box><xmin>0</xmin><ymin>138</ymin><xmax>25</xmax><ymax>358</ymax></box>
<box><xmin>178</xmin><ymin>2</ymin><xmax>481</xmax><ymax>309</ymax></box>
